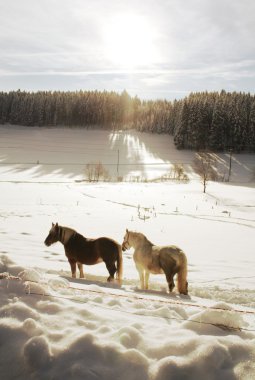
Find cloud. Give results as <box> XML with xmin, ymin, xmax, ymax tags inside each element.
<box><xmin>0</xmin><ymin>0</ymin><xmax>254</xmax><ymax>99</ymax></box>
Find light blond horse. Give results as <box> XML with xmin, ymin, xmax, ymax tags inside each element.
<box><xmin>122</xmin><ymin>229</ymin><xmax>188</xmax><ymax>294</ymax></box>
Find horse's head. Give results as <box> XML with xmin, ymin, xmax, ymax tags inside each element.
<box><xmin>44</xmin><ymin>223</ymin><xmax>60</xmax><ymax>246</ymax></box>
<box><xmin>122</xmin><ymin>229</ymin><xmax>131</xmax><ymax>251</ymax></box>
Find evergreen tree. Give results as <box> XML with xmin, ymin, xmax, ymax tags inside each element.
<box><xmin>209</xmin><ymin>94</ymin><xmax>227</xmax><ymax>150</ymax></box>
<box><xmin>0</xmin><ymin>89</ymin><xmax>254</xmax><ymax>152</ymax></box>
<box><xmin>174</xmin><ymin>100</ymin><xmax>189</xmax><ymax>149</ymax></box>
<box><xmin>249</xmin><ymin>98</ymin><xmax>255</xmax><ymax>152</ymax></box>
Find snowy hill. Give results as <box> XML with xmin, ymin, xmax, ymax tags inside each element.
<box><xmin>0</xmin><ymin>125</ymin><xmax>255</xmax><ymax>379</ymax></box>
<box><xmin>1</xmin><ymin>125</ymin><xmax>254</xmax><ymax>183</ymax></box>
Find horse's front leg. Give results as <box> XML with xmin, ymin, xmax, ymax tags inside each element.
<box><xmin>68</xmin><ymin>258</ymin><xmax>77</xmax><ymax>278</ymax></box>
<box><xmin>77</xmin><ymin>262</ymin><xmax>85</xmax><ymax>278</ymax></box>
<box><xmin>145</xmin><ymin>271</ymin><xmax>150</xmax><ymax>290</ymax></box>
<box><xmin>139</xmin><ymin>271</ymin><xmax>145</xmax><ymax>289</ymax></box>
<box><xmin>136</xmin><ymin>265</ymin><xmax>145</xmax><ymax>289</ymax></box>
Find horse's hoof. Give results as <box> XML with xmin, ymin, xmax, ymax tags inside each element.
<box><xmin>107</xmin><ymin>276</ymin><xmax>114</xmax><ymax>282</ymax></box>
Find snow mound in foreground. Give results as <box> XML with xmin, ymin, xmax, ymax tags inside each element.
<box><xmin>0</xmin><ymin>260</ymin><xmax>255</xmax><ymax>380</ymax></box>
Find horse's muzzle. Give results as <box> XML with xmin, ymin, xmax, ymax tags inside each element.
<box><xmin>122</xmin><ymin>241</ymin><xmax>129</xmax><ymax>251</ymax></box>
<box><xmin>44</xmin><ymin>238</ymin><xmax>51</xmax><ymax>247</ymax></box>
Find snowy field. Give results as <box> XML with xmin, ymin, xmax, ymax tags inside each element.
<box><xmin>0</xmin><ymin>125</ymin><xmax>255</xmax><ymax>379</ymax></box>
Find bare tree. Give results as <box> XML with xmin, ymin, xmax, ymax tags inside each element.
<box><xmin>172</xmin><ymin>163</ymin><xmax>189</xmax><ymax>182</ymax></box>
<box><xmin>85</xmin><ymin>162</ymin><xmax>110</xmax><ymax>182</ymax></box>
<box><xmin>193</xmin><ymin>152</ymin><xmax>218</xmax><ymax>193</ymax></box>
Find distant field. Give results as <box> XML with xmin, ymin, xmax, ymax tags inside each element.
<box><xmin>1</xmin><ymin>125</ymin><xmax>255</xmax><ymax>183</ymax></box>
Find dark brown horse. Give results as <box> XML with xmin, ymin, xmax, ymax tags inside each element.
<box><xmin>44</xmin><ymin>223</ymin><xmax>123</xmax><ymax>284</ymax></box>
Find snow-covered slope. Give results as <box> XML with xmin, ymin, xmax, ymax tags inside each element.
<box><xmin>0</xmin><ymin>125</ymin><xmax>255</xmax><ymax>379</ymax></box>
<box><xmin>1</xmin><ymin>125</ymin><xmax>254</xmax><ymax>182</ymax></box>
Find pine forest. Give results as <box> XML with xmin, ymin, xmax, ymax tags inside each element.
<box><xmin>0</xmin><ymin>89</ymin><xmax>254</xmax><ymax>152</ymax></box>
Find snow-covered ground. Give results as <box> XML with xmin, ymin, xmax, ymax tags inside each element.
<box><xmin>0</xmin><ymin>125</ymin><xmax>255</xmax><ymax>379</ymax></box>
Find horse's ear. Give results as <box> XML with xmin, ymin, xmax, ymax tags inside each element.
<box><xmin>126</xmin><ymin>228</ymin><xmax>129</xmax><ymax>233</ymax></box>
<box><xmin>52</xmin><ymin>222</ymin><xmax>54</xmax><ymax>227</ymax></box>
<box><xmin>56</xmin><ymin>222</ymin><xmax>58</xmax><ymax>228</ymax></box>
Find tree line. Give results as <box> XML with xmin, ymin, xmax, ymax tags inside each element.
<box><xmin>0</xmin><ymin>89</ymin><xmax>254</xmax><ymax>152</ymax></box>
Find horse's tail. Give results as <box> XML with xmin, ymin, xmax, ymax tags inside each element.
<box><xmin>116</xmin><ymin>244</ymin><xmax>123</xmax><ymax>285</ymax></box>
<box><xmin>177</xmin><ymin>252</ymin><xmax>188</xmax><ymax>295</ymax></box>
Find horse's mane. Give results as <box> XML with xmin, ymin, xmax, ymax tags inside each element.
<box><xmin>130</xmin><ymin>231</ymin><xmax>153</xmax><ymax>246</ymax></box>
<box><xmin>60</xmin><ymin>225</ymin><xmax>76</xmax><ymax>234</ymax></box>
<box><xmin>57</xmin><ymin>225</ymin><xmax>79</xmax><ymax>244</ymax></box>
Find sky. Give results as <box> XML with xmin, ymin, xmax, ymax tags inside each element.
<box><xmin>0</xmin><ymin>0</ymin><xmax>255</xmax><ymax>100</ymax></box>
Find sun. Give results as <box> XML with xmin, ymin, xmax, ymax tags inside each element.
<box><xmin>103</xmin><ymin>13</ymin><xmax>159</xmax><ymax>69</ymax></box>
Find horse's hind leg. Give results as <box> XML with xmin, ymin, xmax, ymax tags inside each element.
<box><xmin>105</xmin><ymin>261</ymin><xmax>117</xmax><ymax>282</ymax></box>
<box><xmin>165</xmin><ymin>273</ymin><xmax>175</xmax><ymax>292</ymax></box>
<box><xmin>160</xmin><ymin>257</ymin><xmax>177</xmax><ymax>293</ymax></box>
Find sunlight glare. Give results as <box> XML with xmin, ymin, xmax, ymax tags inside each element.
<box><xmin>103</xmin><ymin>13</ymin><xmax>159</xmax><ymax>69</ymax></box>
